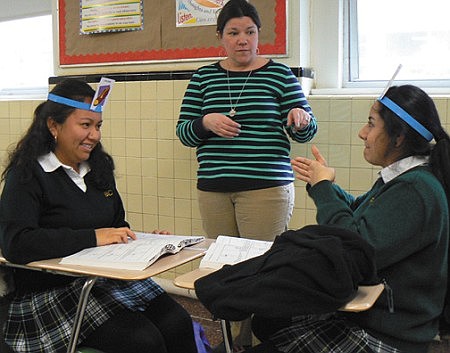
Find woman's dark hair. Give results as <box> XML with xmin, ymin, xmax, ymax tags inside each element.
<box><xmin>1</xmin><ymin>78</ymin><xmax>115</xmax><ymax>190</ymax></box>
<box><xmin>216</xmin><ymin>0</ymin><xmax>261</xmax><ymax>34</ymax></box>
<box><xmin>380</xmin><ymin>84</ymin><xmax>450</xmax><ymax>197</ymax></box>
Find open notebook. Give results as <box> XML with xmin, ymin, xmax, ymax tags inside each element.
<box><xmin>60</xmin><ymin>233</ymin><xmax>205</xmax><ymax>271</ymax></box>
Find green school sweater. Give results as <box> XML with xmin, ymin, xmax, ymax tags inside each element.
<box><xmin>308</xmin><ymin>166</ymin><xmax>448</xmax><ymax>353</ymax></box>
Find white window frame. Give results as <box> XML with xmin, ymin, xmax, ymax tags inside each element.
<box><xmin>0</xmin><ymin>1</ymin><xmax>53</xmax><ymax>100</ymax></box>
<box><xmin>310</xmin><ymin>0</ymin><xmax>450</xmax><ymax>95</ymax></box>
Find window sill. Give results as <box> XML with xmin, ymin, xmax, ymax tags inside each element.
<box><xmin>310</xmin><ymin>87</ymin><xmax>450</xmax><ymax>97</ymax></box>
<box><xmin>0</xmin><ymin>87</ymin><xmax>48</xmax><ymax>101</ymax></box>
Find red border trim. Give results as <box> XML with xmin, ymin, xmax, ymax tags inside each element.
<box><xmin>59</xmin><ymin>0</ymin><xmax>287</xmax><ymax>65</ymax></box>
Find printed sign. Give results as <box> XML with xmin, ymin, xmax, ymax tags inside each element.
<box><xmin>176</xmin><ymin>0</ymin><xmax>228</xmax><ymax>27</ymax></box>
<box><xmin>80</xmin><ymin>0</ymin><xmax>144</xmax><ymax>34</ymax></box>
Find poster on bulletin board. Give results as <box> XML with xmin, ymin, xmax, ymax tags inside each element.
<box><xmin>176</xmin><ymin>0</ymin><xmax>225</xmax><ymax>27</ymax></box>
<box><xmin>58</xmin><ymin>0</ymin><xmax>287</xmax><ymax>66</ymax></box>
<box><xmin>80</xmin><ymin>0</ymin><xmax>144</xmax><ymax>34</ymax></box>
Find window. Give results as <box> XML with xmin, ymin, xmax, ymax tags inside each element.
<box><xmin>346</xmin><ymin>0</ymin><xmax>450</xmax><ymax>88</ymax></box>
<box><xmin>0</xmin><ymin>15</ymin><xmax>53</xmax><ymax>98</ymax></box>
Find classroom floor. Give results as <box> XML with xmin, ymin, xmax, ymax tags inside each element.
<box><xmin>172</xmin><ymin>294</ymin><xmax>450</xmax><ymax>353</ymax></box>
<box><xmin>172</xmin><ymin>294</ymin><xmax>223</xmax><ymax>347</ymax></box>
<box><xmin>428</xmin><ymin>333</ymin><xmax>450</xmax><ymax>353</ymax></box>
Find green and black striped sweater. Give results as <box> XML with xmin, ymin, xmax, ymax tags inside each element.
<box><xmin>177</xmin><ymin>60</ymin><xmax>317</xmax><ymax>192</ymax></box>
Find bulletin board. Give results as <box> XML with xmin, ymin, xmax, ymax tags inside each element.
<box><xmin>58</xmin><ymin>0</ymin><xmax>287</xmax><ymax>66</ymax></box>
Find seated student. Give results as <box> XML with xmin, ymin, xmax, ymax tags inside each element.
<box><xmin>246</xmin><ymin>85</ymin><xmax>450</xmax><ymax>353</ymax></box>
<box><xmin>0</xmin><ymin>78</ymin><xmax>198</xmax><ymax>353</ymax></box>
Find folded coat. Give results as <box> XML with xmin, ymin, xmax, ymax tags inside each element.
<box><xmin>195</xmin><ymin>225</ymin><xmax>378</xmax><ymax>321</ymax></box>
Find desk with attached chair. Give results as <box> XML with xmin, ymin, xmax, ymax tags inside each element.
<box><xmin>0</xmin><ymin>240</ymin><xmax>210</xmax><ymax>353</ymax></box>
<box><xmin>174</xmin><ymin>267</ymin><xmax>385</xmax><ymax>353</ymax></box>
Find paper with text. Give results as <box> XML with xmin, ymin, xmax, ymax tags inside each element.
<box><xmin>200</xmin><ymin>235</ymin><xmax>272</xmax><ymax>270</ymax></box>
<box><xmin>60</xmin><ymin>232</ymin><xmax>205</xmax><ymax>270</ymax></box>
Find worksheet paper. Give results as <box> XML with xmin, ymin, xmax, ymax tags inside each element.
<box><xmin>199</xmin><ymin>235</ymin><xmax>272</xmax><ymax>270</ymax></box>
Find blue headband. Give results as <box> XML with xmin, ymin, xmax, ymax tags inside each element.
<box><xmin>377</xmin><ymin>96</ymin><xmax>433</xmax><ymax>142</ymax></box>
<box><xmin>47</xmin><ymin>93</ymin><xmax>103</xmax><ymax>113</ymax></box>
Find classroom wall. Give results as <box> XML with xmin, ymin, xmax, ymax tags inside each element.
<box><xmin>1</xmin><ymin>0</ymin><xmax>450</xmax><ymax>284</ymax></box>
<box><xmin>1</xmin><ymin>87</ymin><xmax>450</xmax><ymax>282</ymax></box>
<box><xmin>0</xmin><ymin>0</ymin><xmax>51</xmax><ymax>21</ymax></box>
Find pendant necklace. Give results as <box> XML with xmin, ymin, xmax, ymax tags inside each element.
<box><xmin>226</xmin><ymin>69</ymin><xmax>252</xmax><ymax>117</ymax></box>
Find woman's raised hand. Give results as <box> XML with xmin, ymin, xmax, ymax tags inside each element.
<box><xmin>287</xmin><ymin>107</ymin><xmax>311</xmax><ymax>131</ymax></box>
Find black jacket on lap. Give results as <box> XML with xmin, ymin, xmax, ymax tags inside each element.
<box><xmin>195</xmin><ymin>224</ymin><xmax>378</xmax><ymax>321</ymax></box>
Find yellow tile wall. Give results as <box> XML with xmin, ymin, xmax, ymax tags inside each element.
<box><xmin>1</xmin><ymin>83</ymin><xmax>449</xmax><ymax>279</ymax></box>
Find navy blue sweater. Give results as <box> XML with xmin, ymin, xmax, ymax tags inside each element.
<box><xmin>177</xmin><ymin>60</ymin><xmax>317</xmax><ymax>192</ymax></box>
<box><xmin>0</xmin><ymin>162</ymin><xmax>128</xmax><ymax>295</ymax></box>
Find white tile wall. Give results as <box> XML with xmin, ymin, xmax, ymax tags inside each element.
<box><xmin>1</xmin><ymin>84</ymin><xmax>450</xmax><ymax>278</ymax></box>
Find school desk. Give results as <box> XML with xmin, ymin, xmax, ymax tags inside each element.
<box><xmin>0</xmin><ymin>239</ymin><xmax>210</xmax><ymax>353</ymax></box>
<box><xmin>174</xmin><ymin>264</ymin><xmax>384</xmax><ymax>353</ymax></box>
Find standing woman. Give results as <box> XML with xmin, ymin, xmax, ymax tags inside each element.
<box><xmin>0</xmin><ymin>79</ymin><xmax>198</xmax><ymax>353</ymax></box>
<box><xmin>177</xmin><ymin>0</ymin><xmax>317</xmax><ymax>242</ymax></box>
<box><xmin>268</xmin><ymin>84</ymin><xmax>450</xmax><ymax>353</ymax></box>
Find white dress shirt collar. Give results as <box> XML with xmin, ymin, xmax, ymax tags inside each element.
<box><xmin>380</xmin><ymin>155</ymin><xmax>429</xmax><ymax>184</ymax></box>
<box><xmin>37</xmin><ymin>152</ymin><xmax>90</xmax><ymax>192</ymax></box>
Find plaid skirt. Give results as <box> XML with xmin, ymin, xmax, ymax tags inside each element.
<box><xmin>3</xmin><ymin>277</ymin><xmax>164</xmax><ymax>353</ymax></box>
<box><xmin>270</xmin><ymin>314</ymin><xmax>403</xmax><ymax>353</ymax></box>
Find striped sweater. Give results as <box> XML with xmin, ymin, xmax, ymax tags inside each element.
<box><xmin>176</xmin><ymin>60</ymin><xmax>317</xmax><ymax>192</ymax></box>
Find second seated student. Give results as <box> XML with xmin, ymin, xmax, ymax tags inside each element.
<box><xmin>0</xmin><ymin>78</ymin><xmax>198</xmax><ymax>353</ymax></box>
<box><xmin>244</xmin><ymin>84</ymin><xmax>449</xmax><ymax>353</ymax></box>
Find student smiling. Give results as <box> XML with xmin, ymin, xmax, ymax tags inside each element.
<box><xmin>0</xmin><ymin>79</ymin><xmax>198</xmax><ymax>353</ymax></box>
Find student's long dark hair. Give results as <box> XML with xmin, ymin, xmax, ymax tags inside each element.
<box><xmin>380</xmin><ymin>84</ymin><xmax>450</xmax><ymax>330</ymax></box>
<box><xmin>380</xmin><ymin>85</ymin><xmax>450</xmax><ymax>198</ymax></box>
<box><xmin>1</xmin><ymin>78</ymin><xmax>115</xmax><ymax>190</ymax></box>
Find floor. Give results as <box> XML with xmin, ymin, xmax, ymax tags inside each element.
<box><xmin>428</xmin><ymin>334</ymin><xmax>450</xmax><ymax>353</ymax></box>
<box><xmin>428</xmin><ymin>338</ymin><xmax>450</xmax><ymax>353</ymax></box>
<box><xmin>172</xmin><ymin>294</ymin><xmax>450</xmax><ymax>353</ymax></box>
<box><xmin>172</xmin><ymin>294</ymin><xmax>223</xmax><ymax>347</ymax></box>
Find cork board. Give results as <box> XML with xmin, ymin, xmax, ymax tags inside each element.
<box><xmin>58</xmin><ymin>0</ymin><xmax>287</xmax><ymax>66</ymax></box>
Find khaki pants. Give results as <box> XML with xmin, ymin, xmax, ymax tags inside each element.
<box><xmin>198</xmin><ymin>184</ymin><xmax>295</xmax><ymax>346</ymax></box>
<box><xmin>197</xmin><ymin>183</ymin><xmax>295</xmax><ymax>242</ymax></box>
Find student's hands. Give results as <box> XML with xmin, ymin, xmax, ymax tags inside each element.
<box><xmin>203</xmin><ymin>113</ymin><xmax>241</xmax><ymax>138</ymax></box>
<box><xmin>151</xmin><ymin>229</ymin><xmax>171</xmax><ymax>235</ymax></box>
<box><xmin>287</xmin><ymin>108</ymin><xmax>311</xmax><ymax>131</ymax></box>
<box><xmin>291</xmin><ymin>145</ymin><xmax>335</xmax><ymax>186</ymax></box>
<box><xmin>95</xmin><ymin>227</ymin><xmax>136</xmax><ymax>246</ymax></box>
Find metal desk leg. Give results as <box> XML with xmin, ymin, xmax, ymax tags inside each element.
<box><xmin>220</xmin><ymin>319</ymin><xmax>233</xmax><ymax>353</ymax></box>
<box><xmin>67</xmin><ymin>277</ymin><xmax>97</xmax><ymax>353</ymax></box>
